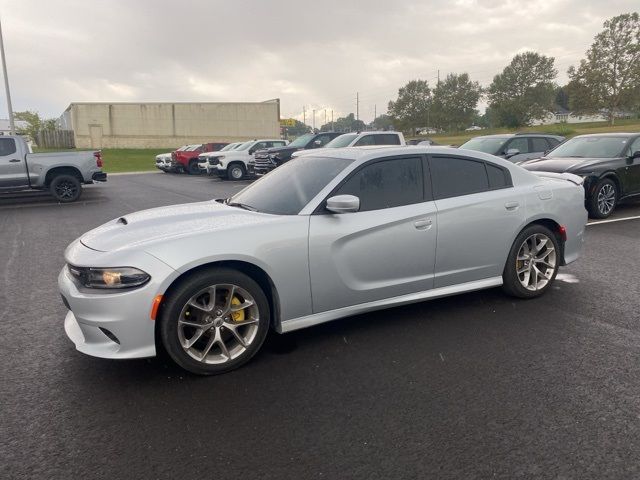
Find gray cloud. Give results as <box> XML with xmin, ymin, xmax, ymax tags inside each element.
<box><xmin>0</xmin><ymin>0</ymin><xmax>637</xmax><ymax>123</ymax></box>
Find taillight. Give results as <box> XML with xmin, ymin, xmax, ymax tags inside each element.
<box><xmin>558</xmin><ymin>225</ymin><xmax>567</xmax><ymax>242</ymax></box>
<box><xmin>94</xmin><ymin>151</ymin><xmax>103</xmax><ymax>168</ymax></box>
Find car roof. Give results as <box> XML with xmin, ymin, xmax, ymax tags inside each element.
<box><xmin>310</xmin><ymin>145</ymin><xmax>499</xmax><ymax>163</ymax></box>
<box><xmin>572</xmin><ymin>132</ymin><xmax>640</xmax><ymax>138</ymax></box>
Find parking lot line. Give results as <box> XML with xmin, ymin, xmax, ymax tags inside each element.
<box><xmin>587</xmin><ymin>214</ymin><xmax>640</xmax><ymax>226</ymax></box>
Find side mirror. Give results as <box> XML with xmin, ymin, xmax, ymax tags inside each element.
<box><xmin>248</xmin><ymin>148</ymin><xmax>255</xmax><ymax>155</ymax></box>
<box><xmin>505</xmin><ymin>148</ymin><xmax>520</xmax><ymax>158</ymax></box>
<box><xmin>313</xmin><ymin>139</ymin><xmax>322</xmax><ymax>147</ymax></box>
<box><xmin>631</xmin><ymin>150</ymin><xmax>640</xmax><ymax>160</ymax></box>
<box><xmin>326</xmin><ymin>194</ymin><xmax>360</xmax><ymax>214</ymax></box>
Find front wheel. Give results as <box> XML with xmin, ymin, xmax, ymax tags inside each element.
<box><xmin>187</xmin><ymin>160</ymin><xmax>201</xmax><ymax>175</ymax></box>
<box><xmin>502</xmin><ymin>225</ymin><xmax>560</xmax><ymax>298</ymax></box>
<box><xmin>50</xmin><ymin>174</ymin><xmax>82</xmax><ymax>203</ymax></box>
<box><xmin>228</xmin><ymin>163</ymin><xmax>246</xmax><ymax>181</ymax></box>
<box><xmin>587</xmin><ymin>178</ymin><xmax>617</xmax><ymax>219</ymax></box>
<box><xmin>159</xmin><ymin>268</ymin><xmax>270</xmax><ymax>375</ymax></box>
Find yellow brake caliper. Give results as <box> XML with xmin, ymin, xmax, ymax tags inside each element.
<box><xmin>231</xmin><ymin>296</ymin><xmax>245</xmax><ymax>322</ymax></box>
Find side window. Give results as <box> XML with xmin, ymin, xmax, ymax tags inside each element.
<box><xmin>315</xmin><ymin>135</ymin><xmax>333</xmax><ymax>147</ymax></box>
<box><xmin>374</xmin><ymin>134</ymin><xmax>401</xmax><ymax>146</ymax></box>
<box><xmin>334</xmin><ymin>157</ymin><xmax>423</xmax><ymax>212</ymax></box>
<box><xmin>531</xmin><ymin>138</ymin><xmax>549</xmax><ymax>152</ymax></box>
<box><xmin>274</xmin><ymin>141</ymin><xmax>286</xmax><ymax>147</ymax></box>
<box><xmin>628</xmin><ymin>137</ymin><xmax>640</xmax><ymax>155</ymax></box>
<box><xmin>486</xmin><ymin>163</ymin><xmax>511</xmax><ymax>189</ymax></box>
<box><xmin>430</xmin><ymin>156</ymin><xmax>489</xmax><ymax>199</ymax></box>
<box><xmin>0</xmin><ymin>138</ymin><xmax>17</xmax><ymax>156</ymax></box>
<box><xmin>354</xmin><ymin>135</ymin><xmax>376</xmax><ymax>147</ymax></box>
<box><xmin>254</xmin><ymin>142</ymin><xmax>268</xmax><ymax>150</ymax></box>
<box><xmin>506</xmin><ymin>137</ymin><xmax>529</xmax><ymax>154</ymax></box>
<box><xmin>547</xmin><ymin>137</ymin><xmax>561</xmax><ymax>148</ymax></box>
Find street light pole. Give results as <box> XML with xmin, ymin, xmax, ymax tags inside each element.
<box><xmin>0</xmin><ymin>16</ymin><xmax>15</xmax><ymax>134</ymax></box>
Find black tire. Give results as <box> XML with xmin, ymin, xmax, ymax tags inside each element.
<box><xmin>187</xmin><ymin>160</ymin><xmax>200</xmax><ymax>175</ymax></box>
<box><xmin>50</xmin><ymin>174</ymin><xmax>82</xmax><ymax>203</ymax></box>
<box><xmin>587</xmin><ymin>178</ymin><xmax>617</xmax><ymax>219</ymax></box>
<box><xmin>228</xmin><ymin>163</ymin><xmax>245</xmax><ymax>181</ymax></box>
<box><xmin>502</xmin><ymin>224</ymin><xmax>560</xmax><ymax>299</ymax></box>
<box><xmin>159</xmin><ymin>268</ymin><xmax>270</xmax><ymax>375</ymax></box>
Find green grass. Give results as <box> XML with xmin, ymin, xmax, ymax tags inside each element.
<box><xmin>410</xmin><ymin>118</ymin><xmax>640</xmax><ymax>146</ymax></box>
<box><xmin>33</xmin><ymin>147</ymin><xmax>172</xmax><ymax>173</ymax></box>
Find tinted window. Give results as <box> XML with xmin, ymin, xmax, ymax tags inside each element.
<box><xmin>335</xmin><ymin>157</ymin><xmax>422</xmax><ymax>211</ymax></box>
<box><xmin>274</xmin><ymin>141</ymin><xmax>286</xmax><ymax>147</ymax></box>
<box><xmin>315</xmin><ymin>135</ymin><xmax>333</xmax><ymax>147</ymax></box>
<box><xmin>459</xmin><ymin>137</ymin><xmax>508</xmax><ymax>154</ymax></box>
<box><xmin>430</xmin><ymin>156</ymin><xmax>489</xmax><ymax>199</ymax></box>
<box><xmin>486</xmin><ymin>163</ymin><xmax>510</xmax><ymax>189</ymax></box>
<box><xmin>547</xmin><ymin>136</ymin><xmax>629</xmax><ymax>158</ymax></box>
<box><xmin>0</xmin><ymin>138</ymin><xmax>17</xmax><ymax>156</ymax></box>
<box><xmin>547</xmin><ymin>138</ymin><xmax>561</xmax><ymax>148</ymax></box>
<box><xmin>354</xmin><ymin>135</ymin><xmax>376</xmax><ymax>147</ymax></box>
<box><xmin>627</xmin><ymin>137</ymin><xmax>640</xmax><ymax>155</ymax></box>
<box><xmin>506</xmin><ymin>137</ymin><xmax>529</xmax><ymax>154</ymax></box>
<box><xmin>229</xmin><ymin>156</ymin><xmax>353</xmax><ymax>215</ymax></box>
<box><xmin>374</xmin><ymin>134</ymin><xmax>401</xmax><ymax>146</ymax></box>
<box><xmin>531</xmin><ymin>138</ymin><xmax>549</xmax><ymax>152</ymax></box>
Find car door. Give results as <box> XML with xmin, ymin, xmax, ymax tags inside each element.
<box><xmin>308</xmin><ymin>155</ymin><xmax>437</xmax><ymax>313</ymax></box>
<box><xmin>429</xmin><ymin>154</ymin><xmax>525</xmax><ymax>288</ymax></box>
<box><xmin>624</xmin><ymin>136</ymin><xmax>640</xmax><ymax>195</ymax></box>
<box><xmin>0</xmin><ymin>137</ymin><xmax>28</xmax><ymax>190</ymax></box>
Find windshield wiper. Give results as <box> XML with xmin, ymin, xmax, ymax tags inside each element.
<box><xmin>226</xmin><ymin>202</ymin><xmax>258</xmax><ymax>212</ymax></box>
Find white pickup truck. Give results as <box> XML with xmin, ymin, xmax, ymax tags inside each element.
<box><xmin>0</xmin><ymin>135</ymin><xmax>106</xmax><ymax>202</ymax></box>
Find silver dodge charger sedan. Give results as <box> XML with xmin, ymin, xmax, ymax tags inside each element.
<box><xmin>59</xmin><ymin>146</ymin><xmax>588</xmax><ymax>375</ymax></box>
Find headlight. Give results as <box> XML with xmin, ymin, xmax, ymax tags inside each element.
<box><xmin>68</xmin><ymin>265</ymin><xmax>150</xmax><ymax>289</ymax></box>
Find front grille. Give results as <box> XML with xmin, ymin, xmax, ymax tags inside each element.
<box><xmin>208</xmin><ymin>158</ymin><xmax>220</xmax><ymax>165</ymax></box>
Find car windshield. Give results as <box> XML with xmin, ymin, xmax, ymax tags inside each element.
<box><xmin>288</xmin><ymin>133</ymin><xmax>314</xmax><ymax>148</ymax></box>
<box><xmin>460</xmin><ymin>137</ymin><xmax>508</xmax><ymax>154</ymax></box>
<box><xmin>228</xmin><ymin>156</ymin><xmax>354</xmax><ymax>215</ymax></box>
<box><xmin>325</xmin><ymin>133</ymin><xmax>358</xmax><ymax>148</ymax></box>
<box><xmin>220</xmin><ymin>143</ymin><xmax>238</xmax><ymax>151</ymax></box>
<box><xmin>186</xmin><ymin>145</ymin><xmax>202</xmax><ymax>151</ymax></box>
<box><xmin>176</xmin><ymin>145</ymin><xmax>190</xmax><ymax>151</ymax></box>
<box><xmin>546</xmin><ymin>136</ymin><xmax>629</xmax><ymax>158</ymax></box>
<box><xmin>236</xmin><ymin>141</ymin><xmax>254</xmax><ymax>151</ymax></box>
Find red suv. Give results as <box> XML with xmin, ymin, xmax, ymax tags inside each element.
<box><xmin>172</xmin><ymin>143</ymin><xmax>228</xmax><ymax>174</ymax></box>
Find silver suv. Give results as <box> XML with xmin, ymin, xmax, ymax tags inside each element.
<box><xmin>459</xmin><ymin>133</ymin><xmax>564</xmax><ymax>164</ymax></box>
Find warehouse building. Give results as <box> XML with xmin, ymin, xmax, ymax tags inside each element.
<box><xmin>58</xmin><ymin>99</ymin><xmax>281</xmax><ymax>148</ymax></box>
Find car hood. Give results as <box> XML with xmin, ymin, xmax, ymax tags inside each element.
<box><xmin>521</xmin><ymin>156</ymin><xmax>611</xmax><ymax>173</ymax></box>
<box><xmin>80</xmin><ymin>201</ymin><xmax>273</xmax><ymax>252</ymax></box>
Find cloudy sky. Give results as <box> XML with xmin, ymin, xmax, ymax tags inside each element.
<box><xmin>0</xmin><ymin>0</ymin><xmax>637</xmax><ymax>124</ymax></box>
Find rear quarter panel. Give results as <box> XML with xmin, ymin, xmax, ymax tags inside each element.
<box><xmin>26</xmin><ymin>151</ymin><xmax>99</xmax><ymax>186</ymax></box>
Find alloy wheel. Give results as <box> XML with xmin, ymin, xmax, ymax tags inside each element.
<box><xmin>515</xmin><ymin>233</ymin><xmax>557</xmax><ymax>291</ymax></box>
<box><xmin>55</xmin><ymin>180</ymin><xmax>78</xmax><ymax>200</ymax></box>
<box><xmin>597</xmin><ymin>184</ymin><xmax>615</xmax><ymax>216</ymax></box>
<box><xmin>177</xmin><ymin>284</ymin><xmax>259</xmax><ymax>364</ymax></box>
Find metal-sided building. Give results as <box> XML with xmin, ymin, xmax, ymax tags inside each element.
<box><xmin>59</xmin><ymin>99</ymin><xmax>281</xmax><ymax>149</ymax></box>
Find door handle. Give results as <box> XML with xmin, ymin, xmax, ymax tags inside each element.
<box><xmin>9</xmin><ymin>159</ymin><xmax>20</xmax><ymax>163</ymax></box>
<box><xmin>504</xmin><ymin>201</ymin><xmax>520</xmax><ymax>211</ymax></box>
<box><xmin>414</xmin><ymin>218</ymin><xmax>432</xmax><ymax>230</ymax></box>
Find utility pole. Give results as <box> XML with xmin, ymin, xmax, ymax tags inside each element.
<box><xmin>437</xmin><ymin>69</ymin><xmax>440</xmax><ymax>85</ymax></box>
<box><xmin>312</xmin><ymin>109</ymin><xmax>316</xmax><ymax>131</ymax></box>
<box><xmin>374</xmin><ymin>104</ymin><xmax>377</xmax><ymax>120</ymax></box>
<box><xmin>356</xmin><ymin>92</ymin><xmax>359</xmax><ymax>121</ymax></box>
<box><xmin>303</xmin><ymin>106</ymin><xmax>306</xmax><ymax>127</ymax></box>
<box><xmin>0</xmin><ymin>16</ymin><xmax>15</xmax><ymax>134</ymax></box>
<box><xmin>324</xmin><ymin>109</ymin><xmax>327</xmax><ymax>128</ymax></box>
<box><xmin>331</xmin><ymin>110</ymin><xmax>334</xmax><ymax>131</ymax></box>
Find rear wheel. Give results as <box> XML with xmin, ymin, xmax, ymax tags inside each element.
<box><xmin>228</xmin><ymin>163</ymin><xmax>245</xmax><ymax>181</ymax></box>
<box><xmin>159</xmin><ymin>268</ymin><xmax>270</xmax><ymax>375</ymax></box>
<box><xmin>187</xmin><ymin>160</ymin><xmax>200</xmax><ymax>175</ymax></box>
<box><xmin>50</xmin><ymin>174</ymin><xmax>82</xmax><ymax>203</ymax></box>
<box><xmin>587</xmin><ymin>178</ymin><xmax>617</xmax><ymax>219</ymax></box>
<box><xmin>502</xmin><ymin>225</ymin><xmax>559</xmax><ymax>298</ymax></box>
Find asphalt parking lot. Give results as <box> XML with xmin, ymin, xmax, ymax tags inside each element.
<box><xmin>2</xmin><ymin>172</ymin><xmax>640</xmax><ymax>479</ymax></box>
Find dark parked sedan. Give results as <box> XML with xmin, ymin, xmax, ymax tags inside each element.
<box><xmin>522</xmin><ymin>133</ymin><xmax>640</xmax><ymax>218</ymax></box>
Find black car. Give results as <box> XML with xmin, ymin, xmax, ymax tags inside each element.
<box><xmin>459</xmin><ymin>133</ymin><xmax>565</xmax><ymax>164</ymax></box>
<box><xmin>249</xmin><ymin>132</ymin><xmax>342</xmax><ymax>176</ymax></box>
<box><xmin>522</xmin><ymin>133</ymin><xmax>640</xmax><ymax>218</ymax></box>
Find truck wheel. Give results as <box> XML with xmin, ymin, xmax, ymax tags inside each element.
<box><xmin>228</xmin><ymin>163</ymin><xmax>245</xmax><ymax>181</ymax></box>
<box><xmin>188</xmin><ymin>161</ymin><xmax>200</xmax><ymax>175</ymax></box>
<box><xmin>50</xmin><ymin>175</ymin><xmax>82</xmax><ymax>203</ymax></box>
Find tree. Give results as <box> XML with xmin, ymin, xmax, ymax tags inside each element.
<box><xmin>487</xmin><ymin>52</ymin><xmax>557</xmax><ymax>128</ymax></box>
<box><xmin>567</xmin><ymin>13</ymin><xmax>640</xmax><ymax>125</ymax></box>
<box><xmin>387</xmin><ymin>79</ymin><xmax>432</xmax><ymax>134</ymax></box>
<box><xmin>320</xmin><ymin>113</ymin><xmax>365</xmax><ymax>132</ymax></box>
<box><xmin>370</xmin><ymin>114</ymin><xmax>394</xmax><ymax>130</ymax></box>
<box><xmin>555</xmin><ymin>86</ymin><xmax>570</xmax><ymax>111</ymax></box>
<box><xmin>283</xmin><ymin>120</ymin><xmax>310</xmax><ymax>137</ymax></box>
<box><xmin>14</xmin><ymin>110</ymin><xmax>42</xmax><ymax>140</ymax></box>
<box><xmin>431</xmin><ymin>73</ymin><xmax>483</xmax><ymax>131</ymax></box>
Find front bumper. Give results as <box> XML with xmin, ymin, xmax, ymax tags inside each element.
<box><xmin>58</xmin><ymin>245</ymin><xmax>177</xmax><ymax>359</ymax></box>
